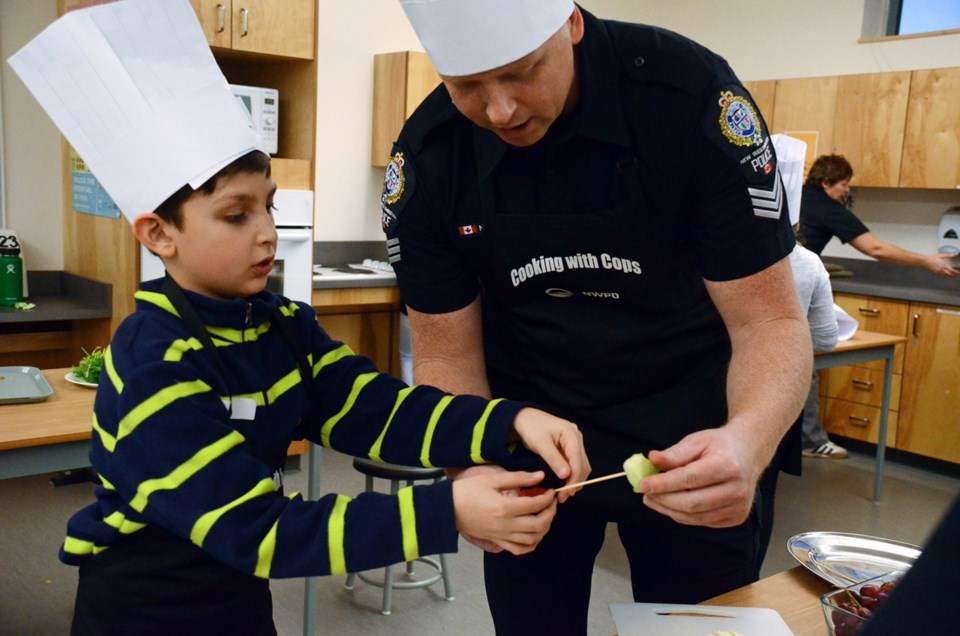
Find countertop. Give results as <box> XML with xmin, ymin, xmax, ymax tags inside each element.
<box><xmin>0</xmin><ymin>271</ymin><xmax>112</xmax><ymax>324</ymax></box>
<box><xmin>825</xmin><ymin>257</ymin><xmax>960</xmax><ymax>306</ymax></box>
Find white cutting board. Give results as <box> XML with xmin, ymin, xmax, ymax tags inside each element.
<box><xmin>610</xmin><ymin>603</ymin><xmax>795</xmax><ymax>636</ymax></box>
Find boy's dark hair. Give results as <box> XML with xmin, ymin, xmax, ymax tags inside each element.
<box><xmin>153</xmin><ymin>150</ymin><xmax>271</xmax><ymax>229</ymax></box>
<box><xmin>805</xmin><ymin>154</ymin><xmax>853</xmax><ymax>187</ymax></box>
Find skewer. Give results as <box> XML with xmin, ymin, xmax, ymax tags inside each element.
<box><xmin>554</xmin><ymin>471</ymin><xmax>626</xmax><ymax>493</ymax></box>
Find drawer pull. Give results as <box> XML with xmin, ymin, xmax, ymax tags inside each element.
<box><xmin>216</xmin><ymin>3</ymin><xmax>225</xmax><ymax>32</ymax></box>
<box><xmin>848</xmin><ymin>416</ymin><xmax>871</xmax><ymax>427</ymax></box>
<box><xmin>858</xmin><ymin>307</ymin><xmax>880</xmax><ymax>316</ymax></box>
<box><xmin>852</xmin><ymin>379</ymin><xmax>874</xmax><ymax>390</ymax></box>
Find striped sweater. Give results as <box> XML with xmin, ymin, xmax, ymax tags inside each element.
<box><xmin>60</xmin><ymin>279</ymin><xmax>524</xmax><ymax>578</ymax></box>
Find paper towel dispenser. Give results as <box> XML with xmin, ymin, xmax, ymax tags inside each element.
<box><xmin>938</xmin><ymin>207</ymin><xmax>960</xmax><ymax>255</ymax></box>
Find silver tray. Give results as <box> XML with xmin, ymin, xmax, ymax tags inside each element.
<box><xmin>0</xmin><ymin>366</ymin><xmax>54</xmax><ymax>404</ymax></box>
<box><xmin>788</xmin><ymin>531</ymin><xmax>921</xmax><ymax>587</ymax></box>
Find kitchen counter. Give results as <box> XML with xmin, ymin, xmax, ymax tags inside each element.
<box><xmin>0</xmin><ymin>271</ymin><xmax>111</xmax><ymax>324</ymax></box>
<box><xmin>825</xmin><ymin>257</ymin><xmax>960</xmax><ymax>305</ymax></box>
<box><xmin>312</xmin><ymin>265</ymin><xmax>397</xmax><ymax>290</ymax></box>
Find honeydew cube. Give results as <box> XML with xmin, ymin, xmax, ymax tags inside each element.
<box><xmin>623</xmin><ymin>453</ymin><xmax>659</xmax><ymax>492</ymax></box>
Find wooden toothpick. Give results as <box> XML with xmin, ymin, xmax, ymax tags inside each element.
<box><xmin>554</xmin><ymin>471</ymin><xmax>626</xmax><ymax>493</ymax></box>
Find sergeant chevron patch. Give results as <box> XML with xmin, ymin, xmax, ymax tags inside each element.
<box><xmin>748</xmin><ymin>168</ymin><xmax>783</xmax><ymax>220</ymax></box>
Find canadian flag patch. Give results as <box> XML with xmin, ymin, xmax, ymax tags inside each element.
<box><xmin>458</xmin><ymin>224</ymin><xmax>482</xmax><ymax>236</ymax></box>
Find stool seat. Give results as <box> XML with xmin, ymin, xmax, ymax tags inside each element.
<box><xmin>351</xmin><ymin>457</ymin><xmax>445</xmax><ymax>482</ymax></box>
<box><xmin>345</xmin><ymin>457</ymin><xmax>454</xmax><ymax>615</ymax></box>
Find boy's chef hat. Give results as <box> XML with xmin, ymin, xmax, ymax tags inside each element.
<box><xmin>399</xmin><ymin>0</ymin><xmax>575</xmax><ymax>77</ymax></box>
<box><xmin>7</xmin><ymin>0</ymin><xmax>263</xmax><ymax>224</ymax></box>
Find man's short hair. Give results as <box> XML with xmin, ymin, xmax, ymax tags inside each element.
<box><xmin>153</xmin><ymin>150</ymin><xmax>272</xmax><ymax>229</ymax></box>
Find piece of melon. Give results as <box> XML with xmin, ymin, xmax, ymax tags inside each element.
<box><xmin>623</xmin><ymin>453</ymin><xmax>659</xmax><ymax>492</ymax></box>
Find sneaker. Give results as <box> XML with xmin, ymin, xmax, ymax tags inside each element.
<box><xmin>802</xmin><ymin>441</ymin><xmax>848</xmax><ymax>459</ymax></box>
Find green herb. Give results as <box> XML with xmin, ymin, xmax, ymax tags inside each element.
<box><xmin>73</xmin><ymin>347</ymin><xmax>104</xmax><ymax>384</ymax></box>
<box><xmin>14</xmin><ymin>301</ymin><xmax>36</xmax><ymax>311</ymax></box>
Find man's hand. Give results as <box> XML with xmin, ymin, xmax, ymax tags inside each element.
<box><xmin>511</xmin><ymin>407</ymin><xmax>591</xmax><ymax>503</ymax></box>
<box><xmin>451</xmin><ymin>469</ymin><xmax>557</xmax><ymax>555</ymax></box>
<box><xmin>636</xmin><ymin>426</ymin><xmax>766</xmax><ymax>528</ymax></box>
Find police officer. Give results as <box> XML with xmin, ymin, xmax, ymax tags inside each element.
<box><xmin>383</xmin><ymin>1</ymin><xmax>812</xmax><ymax>633</ymax></box>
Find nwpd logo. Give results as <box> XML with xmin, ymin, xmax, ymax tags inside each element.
<box><xmin>718</xmin><ymin>90</ymin><xmax>763</xmax><ymax>147</ymax></box>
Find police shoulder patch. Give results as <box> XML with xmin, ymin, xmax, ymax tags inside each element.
<box><xmin>704</xmin><ymin>84</ymin><xmax>775</xmax><ymax>186</ymax></box>
<box><xmin>380</xmin><ymin>146</ymin><xmax>416</xmax><ymax>238</ymax></box>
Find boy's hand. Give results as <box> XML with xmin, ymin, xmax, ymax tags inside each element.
<box><xmin>511</xmin><ymin>408</ymin><xmax>590</xmax><ymax>503</ymax></box>
<box><xmin>452</xmin><ymin>470</ymin><xmax>557</xmax><ymax>555</ymax></box>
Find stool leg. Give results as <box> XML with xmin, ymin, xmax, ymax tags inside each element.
<box><xmin>344</xmin><ymin>572</ymin><xmax>356</xmax><ymax>590</ymax></box>
<box><xmin>439</xmin><ymin>552</ymin><xmax>454</xmax><ymax>601</ymax></box>
<box><xmin>379</xmin><ymin>478</ymin><xmax>401</xmax><ymax>615</ymax></box>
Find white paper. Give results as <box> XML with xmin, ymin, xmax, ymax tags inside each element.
<box><xmin>771</xmin><ymin>133</ymin><xmax>807</xmax><ymax>226</ymax></box>
<box><xmin>835</xmin><ymin>303</ymin><xmax>859</xmax><ymax>341</ymax></box>
<box><xmin>7</xmin><ymin>0</ymin><xmax>261</xmax><ymax>222</ymax></box>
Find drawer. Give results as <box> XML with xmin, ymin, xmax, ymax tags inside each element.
<box><xmin>833</xmin><ymin>294</ymin><xmax>907</xmax><ymax>374</ymax></box>
<box><xmin>822</xmin><ymin>367</ymin><xmax>901</xmax><ymax>411</ymax></box>
<box><xmin>822</xmin><ymin>398</ymin><xmax>898</xmax><ymax>447</ymax></box>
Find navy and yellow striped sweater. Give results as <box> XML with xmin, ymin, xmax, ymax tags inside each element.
<box><xmin>60</xmin><ymin>279</ymin><xmax>524</xmax><ymax>578</ymax></box>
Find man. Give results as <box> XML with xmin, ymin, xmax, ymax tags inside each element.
<box><xmin>383</xmin><ymin>1</ymin><xmax>812</xmax><ymax>633</ymax></box>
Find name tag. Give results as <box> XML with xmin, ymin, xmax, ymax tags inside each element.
<box><xmin>226</xmin><ymin>396</ymin><xmax>257</xmax><ymax>421</ymax></box>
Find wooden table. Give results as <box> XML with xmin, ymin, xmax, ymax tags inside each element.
<box><xmin>814</xmin><ymin>330</ymin><xmax>907</xmax><ymax>503</ymax></box>
<box><xmin>703</xmin><ymin>566</ymin><xmax>832</xmax><ymax>635</ymax></box>
<box><xmin>0</xmin><ymin>367</ymin><xmax>95</xmax><ymax>480</ymax></box>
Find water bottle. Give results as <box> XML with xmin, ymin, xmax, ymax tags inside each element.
<box><xmin>0</xmin><ymin>246</ymin><xmax>24</xmax><ymax>306</ymax></box>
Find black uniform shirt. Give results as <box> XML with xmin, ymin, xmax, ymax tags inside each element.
<box><xmin>799</xmin><ymin>183</ymin><xmax>870</xmax><ymax>255</ymax></box>
<box><xmin>382</xmin><ymin>9</ymin><xmax>794</xmax><ymax>315</ymax></box>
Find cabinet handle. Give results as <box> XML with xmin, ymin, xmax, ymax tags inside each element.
<box><xmin>216</xmin><ymin>4</ymin><xmax>225</xmax><ymax>33</ymax></box>
<box><xmin>851</xmin><ymin>379</ymin><xmax>874</xmax><ymax>390</ymax></box>
<box><xmin>858</xmin><ymin>307</ymin><xmax>880</xmax><ymax>316</ymax></box>
<box><xmin>240</xmin><ymin>8</ymin><xmax>249</xmax><ymax>36</ymax></box>
<box><xmin>913</xmin><ymin>313</ymin><xmax>920</xmax><ymax>338</ymax></box>
<box><xmin>848</xmin><ymin>416</ymin><xmax>871</xmax><ymax>427</ymax></box>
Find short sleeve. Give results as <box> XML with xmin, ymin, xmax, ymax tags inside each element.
<box><xmin>690</xmin><ymin>84</ymin><xmax>795</xmax><ymax>281</ymax></box>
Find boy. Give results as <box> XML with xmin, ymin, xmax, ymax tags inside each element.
<box><xmin>9</xmin><ymin>1</ymin><xmax>588</xmax><ymax>633</ymax></box>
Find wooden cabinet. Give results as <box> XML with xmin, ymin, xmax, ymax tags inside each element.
<box><xmin>770</xmin><ymin>73</ymin><xmax>910</xmax><ymax>187</ymax></box>
<box><xmin>190</xmin><ymin>0</ymin><xmax>315</xmax><ymax>60</ymax></box>
<box><xmin>822</xmin><ymin>294</ymin><xmax>910</xmax><ymax>448</ymax></box>
<box><xmin>742</xmin><ymin>80</ymin><xmax>777</xmax><ymax>126</ymax></box>
<box><xmin>832</xmin><ymin>72</ymin><xmax>910</xmax><ymax>188</ymax></box>
<box><xmin>371</xmin><ymin>51</ymin><xmax>440</xmax><ymax>167</ymax></box>
<box><xmin>312</xmin><ymin>286</ymin><xmax>402</xmax><ymax>378</ymax></box>
<box><xmin>899</xmin><ymin>67</ymin><xmax>960</xmax><ymax>189</ymax></box>
<box><xmin>827</xmin><ymin>293</ymin><xmax>960</xmax><ymax>464</ymax></box>
<box><xmin>897</xmin><ymin>303</ymin><xmax>960</xmax><ymax>463</ymax></box>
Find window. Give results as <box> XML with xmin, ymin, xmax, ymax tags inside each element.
<box><xmin>897</xmin><ymin>0</ymin><xmax>960</xmax><ymax>35</ymax></box>
<box><xmin>862</xmin><ymin>0</ymin><xmax>960</xmax><ymax>38</ymax></box>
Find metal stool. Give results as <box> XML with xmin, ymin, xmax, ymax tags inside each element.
<box><xmin>344</xmin><ymin>457</ymin><xmax>455</xmax><ymax>615</ymax></box>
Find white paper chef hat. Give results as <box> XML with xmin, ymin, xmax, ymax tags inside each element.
<box><xmin>399</xmin><ymin>0</ymin><xmax>575</xmax><ymax>77</ymax></box>
<box><xmin>771</xmin><ymin>133</ymin><xmax>807</xmax><ymax>226</ymax></box>
<box><xmin>7</xmin><ymin>0</ymin><xmax>264</xmax><ymax>224</ymax></box>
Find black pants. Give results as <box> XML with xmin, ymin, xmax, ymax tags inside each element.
<box><xmin>483</xmin><ymin>500</ymin><xmax>760</xmax><ymax>636</ymax></box>
<box><xmin>71</xmin><ymin>525</ymin><xmax>276</xmax><ymax>636</ymax></box>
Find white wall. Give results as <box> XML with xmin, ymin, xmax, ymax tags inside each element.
<box><xmin>3</xmin><ymin>1</ymin><xmax>960</xmax><ymax>266</ymax></box>
<box><xmin>1</xmin><ymin>0</ymin><xmax>63</xmax><ymax>271</ymax></box>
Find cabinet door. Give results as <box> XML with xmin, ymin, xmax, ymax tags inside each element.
<box><xmin>771</xmin><ymin>77</ymin><xmax>838</xmax><ymax>155</ymax></box>
<box><xmin>900</xmin><ymin>67</ymin><xmax>960</xmax><ymax>189</ymax></box>
<box><xmin>231</xmin><ymin>0</ymin><xmax>315</xmax><ymax>59</ymax></box>
<box><xmin>833</xmin><ymin>72</ymin><xmax>910</xmax><ymax>188</ymax></box>
<box><xmin>897</xmin><ymin>303</ymin><xmax>960</xmax><ymax>463</ymax></box>
<box><xmin>371</xmin><ymin>51</ymin><xmax>440</xmax><ymax>167</ymax></box>
<box><xmin>833</xmin><ymin>294</ymin><xmax>909</xmax><ymax>373</ymax></box>
<box><xmin>742</xmin><ymin>80</ymin><xmax>776</xmax><ymax>126</ymax></box>
<box><xmin>189</xmin><ymin>0</ymin><xmax>232</xmax><ymax>48</ymax></box>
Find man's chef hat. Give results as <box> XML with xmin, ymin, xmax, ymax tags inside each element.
<box><xmin>399</xmin><ymin>0</ymin><xmax>575</xmax><ymax>77</ymax></box>
<box><xmin>7</xmin><ymin>0</ymin><xmax>263</xmax><ymax>224</ymax></box>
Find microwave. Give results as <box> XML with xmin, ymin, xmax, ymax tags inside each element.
<box><xmin>230</xmin><ymin>83</ymin><xmax>278</xmax><ymax>155</ymax></box>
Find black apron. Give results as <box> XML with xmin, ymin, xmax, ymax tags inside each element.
<box><xmin>473</xmin><ymin>144</ymin><xmax>732</xmax><ymax>516</ymax></box>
